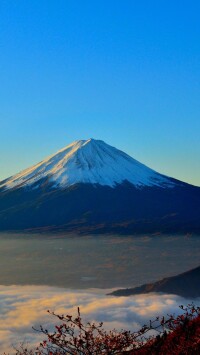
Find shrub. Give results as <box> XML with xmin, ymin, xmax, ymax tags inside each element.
<box><xmin>12</xmin><ymin>304</ymin><xmax>200</xmax><ymax>355</ymax></box>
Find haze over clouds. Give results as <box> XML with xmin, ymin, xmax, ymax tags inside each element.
<box><xmin>0</xmin><ymin>285</ymin><xmax>198</xmax><ymax>353</ymax></box>
<box><xmin>0</xmin><ymin>234</ymin><xmax>200</xmax><ymax>289</ymax></box>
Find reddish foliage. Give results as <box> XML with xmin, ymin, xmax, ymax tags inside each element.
<box><xmin>136</xmin><ymin>312</ymin><xmax>200</xmax><ymax>354</ymax></box>
<box><xmin>12</xmin><ymin>304</ymin><xmax>200</xmax><ymax>355</ymax></box>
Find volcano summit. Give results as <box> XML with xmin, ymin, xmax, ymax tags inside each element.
<box><xmin>0</xmin><ymin>139</ymin><xmax>199</xmax><ymax>234</ymax></box>
<box><xmin>1</xmin><ymin>139</ymin><xmax>176</xmax><ymax>190</ymax></box>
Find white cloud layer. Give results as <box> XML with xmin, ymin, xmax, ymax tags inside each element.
<box><xmin>0</xmin><ymin>285</ymin><xmax>199</xmax><ymax>354</ymax></box>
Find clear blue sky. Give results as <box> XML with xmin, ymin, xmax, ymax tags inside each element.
<box><xmin>0</xmin><ymin>0</ymin><xmax>199</xmax><ymax>186</ymax></box>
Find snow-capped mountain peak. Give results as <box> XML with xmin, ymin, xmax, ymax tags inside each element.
<box><xmin>0</xmin><ymin>139</ymin><xmax>176</xmax><ymax>190</ymax></box>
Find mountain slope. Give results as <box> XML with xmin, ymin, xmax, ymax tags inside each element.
<box><xmin>109</xmin><ymin>265</ymin><xmax>200</xmax><ymax>298</ymax></box>
<box><xmin>0</xmin><ymin>139</ymin><xmax>199</xmax><ymax>234</ymax></box>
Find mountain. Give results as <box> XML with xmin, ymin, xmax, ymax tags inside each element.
<box><xmin>0</xmin><ymin>139</ymin><xmax>177</xmax><ymax>190</ymax></box>
<box><xmin>109</xmin><ymin>265</ymin><xmax>200</xmax><ymax>298</ymax></box>
<box><xmin>0</xmin><ymin>138</ymin><xmax>199</xmax><ymax>234</ymax></box>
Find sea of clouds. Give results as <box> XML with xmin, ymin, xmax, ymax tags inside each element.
<box><xmin>0</xmin><ymin>285</ymin><xmax>199</xmax><ymax>354</ymax></box>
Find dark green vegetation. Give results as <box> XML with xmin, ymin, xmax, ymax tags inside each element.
<box><xmin>110</xmin><ymin>265</ymin><xmax>200</xmax><ymax>298</ymax></box>
<box><xmin>0</xmin><ymin>180</ymin><xmax>200</xmax><ymax>234</ymax></box>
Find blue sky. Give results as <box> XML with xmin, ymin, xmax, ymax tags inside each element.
<box><xmin>0</xmin><ymin>0</ymin><xmax>199</xmax><ymax>186</ymax></box>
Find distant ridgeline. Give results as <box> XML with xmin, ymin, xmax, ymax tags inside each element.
<box><xmin>0</xmin><ymin>139</ymin><xmax>200</xmax><ymax>234</ymax></box>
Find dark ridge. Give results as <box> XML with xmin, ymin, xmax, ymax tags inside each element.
<box><xmin>109</xmin><ymin>265</ymin><xmax>200</xmax><ymax>298</ymax></box>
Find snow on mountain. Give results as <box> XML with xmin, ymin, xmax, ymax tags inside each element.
<box><xmin>0</xmin><ymin>139</ymin><xmax>176</xmax><ymax>190</ymax></box>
